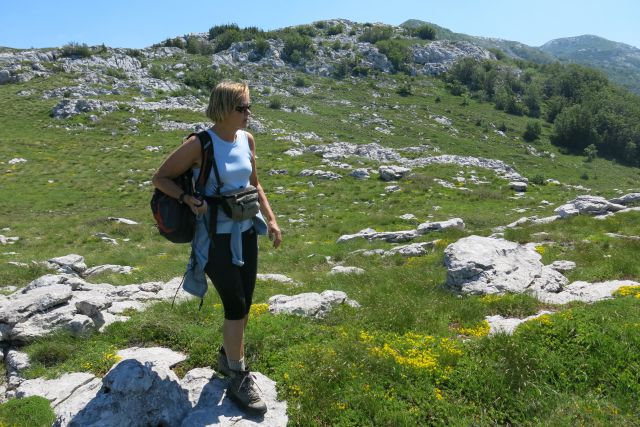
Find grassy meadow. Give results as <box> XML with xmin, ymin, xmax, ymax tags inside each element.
<box><xmin>0</xmin><ymin>57</ymin><xmax>639</xmax><ymax>426</ymax></box>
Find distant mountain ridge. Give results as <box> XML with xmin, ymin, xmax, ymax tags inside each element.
<box><xmin>401</xmin><ymin>20</ymin><xmax>640</xmax><ymax>94</ymax></box>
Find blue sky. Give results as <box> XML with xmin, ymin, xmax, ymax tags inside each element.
<box><xmin>1</xmin><ymin>0</ymin><xmax>638</xmax><ymax>49</ymax></box>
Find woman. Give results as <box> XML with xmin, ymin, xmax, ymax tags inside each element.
<box><xmin>152</xmin><ymin>81</ymin><xmax>282</xmax><ymax>416</ymax></box>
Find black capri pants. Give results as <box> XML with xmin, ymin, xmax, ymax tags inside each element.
<box><xmin>204</xmin><ymin>228</ymin><xmax>258</xmax><ymax>320</ymax></box>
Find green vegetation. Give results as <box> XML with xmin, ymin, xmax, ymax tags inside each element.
<box><xmin>1</xmin><ymin>25</ymin><xmax>640</xmax><ymax>425</ymax></box>
<box><xmin>60</xmin><ymin>42</ymin><xmax>93</xmax><ymax>58</ymax></box>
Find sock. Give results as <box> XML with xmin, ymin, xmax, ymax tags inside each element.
<box><xmin>227</xmin><ymin>356</ymin><xmax>245</xmax><ymax>372</ymax></box>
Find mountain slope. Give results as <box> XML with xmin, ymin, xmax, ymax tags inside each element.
<box><xmin>540</xmin><ymin>35</ymin><xmax>640</xmax><ymax>93</ymax></box>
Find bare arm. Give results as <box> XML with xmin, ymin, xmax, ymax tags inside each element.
<box><xmin>247</xmin><ymin>132</ymin><xmax>282</xmax><ymax>248</ymax></box>
<box><xmin>151</xmin><ymin>135</ymin><xmax>208</xmax><ymax>215</ymax></box>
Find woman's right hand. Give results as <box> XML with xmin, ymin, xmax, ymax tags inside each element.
<box><xmin>186</xmin><ymin>196</ymin><xmax>208</xmax><ymax>216</ymax></box>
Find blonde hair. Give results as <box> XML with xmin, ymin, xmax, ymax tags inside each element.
<box><xmin>205</xmin><ymin>81</ymin><xmax>249</xmax><ymax>123</ymax></box>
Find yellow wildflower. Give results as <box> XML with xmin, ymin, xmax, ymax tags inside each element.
<box><xmin>457</xmin><ymin>320</ymin><xmax>490</xmax><ymax>337</ymax></box>
<box><xmin>250</xmin><ymin>303</ymin><xmax>269</xmax><ymax>316</ymax></box>
<box><xmin>534</xmin><ymin>245</ymin><xmax>546</xmax><ymax>255</ymax></box>
<box><xmin>434</xmin><ymin>387</ymin><xmax>444</xmax><ymax>400</ymax></box>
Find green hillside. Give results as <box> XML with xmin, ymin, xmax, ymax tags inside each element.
<box><xmin>1</xmin><ymin>20</ymin><xmax>640</xmax><ymax>426</ymax></box>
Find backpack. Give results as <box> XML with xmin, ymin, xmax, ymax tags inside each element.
<box><xmin>150</xmin><ymin>130</ymin><xmax>213</xmax><ymax>243</ymax></box>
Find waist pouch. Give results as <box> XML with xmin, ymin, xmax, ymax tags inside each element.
<box><xmin>214</xmin><ymin>185</ymin><xmax>260</xmax><ymax>221</ymax></box>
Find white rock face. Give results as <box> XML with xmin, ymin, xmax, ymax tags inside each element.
<box><xmin>444</xmin><ymin>236</ymin><xmax>568</xmax><ymax>296</ymax></box>
<box><xmin>15</xmin><ymin>346</ymin><xmax>290</xmax><ymax>426</ymax></box>
<box><xmin>256</xmin><ymin>273</ymin><xmax>297</xmax><ymax>285</ymax></box>
<box><xmin>0</xmin><ymin>275</ymin><xmax>191</xmax><ymax>343</ymax></box>
<box><xmin>383</xmin><ymin>241</ymin><xmax>437</xmax><ymax>257</ymax></box>
<box><xmin>509</xmin><ymin>181</ymin><xmax>528</xmax><ymax>192</ymax></box>
<box><xmin>269</xmin><ymin>291</ymin><xmax>360</xmax><ymax>319</ymax></box>
<box><xmin>554</xmin><ymin>195</ymin><xmax>626</xmax><ymax>218</ymax></box>
<box><xmin>329</xmin><ymin>266</ymin><xmax>365</xmax><ymax>275</ymax></box>
<box><xmin>337</xmin><ymin>219</ymin><xmax>464</xmax><ymax>244</ymax></box>
<box><xmin>486</xmin><ymin>311</ymin><xmax>554</xmax><ymax>336</ymax></box>
<box><xmin>444</xmin><ymin>236</ymin><xmax>640</xmax><ymax>304</ymax></box>
<box><xmin>536</xmin><ymin>280</ymin><xmax>640</xmax><ymax>304</ymax></box>
<box><xmin>379</xmin><ymin>165</ymin><xmax>411</xmax><ymax>181</ymax></box>
<box><xmin>609</xmin><ymin>192</ymin><xmax>640</xmax><ymax>205</ymax></box>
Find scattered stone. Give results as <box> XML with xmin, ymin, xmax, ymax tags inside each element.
<box><xmin>269</xmin><ymin>290</ymin><xmax>360</xmax><ymax>319</ymax></box>
<box><xmin>47</xmin><ymin>254</ymin><xmax>87</xmax><ymax>274</ymax></box>
<box><xmin>83</xmin><ymin>265</ymin><xmax>133</xmax><ymax>277</ymax></box>
<box><xmin>329</xmin><ymin>266</ymin><xmax>365</xmax><ymax>275</ymax></box>
<box><xmin>609</xmin><ymin>192</ymin><xmax>640</xmax><ymax>205</ymax></box>
<box><xmin>549</xmin><ymin>260</ymin><xmax>576</xmax><ymax>272</ymax></box>
<box><xmin>537</xmin><ymin>280</ymin><xmax>640</xmax><ymax>304</ymax></box>
<box><xmin>8</xmin><ymin>158</ymin><xmax>27</xmax><ymax>165</ymax></box>
<box><xmin>383</xmin><ymin>241</ymin><xmax>437</xmax><ymax>257</ymax></box>
<box><xmin>0</xmin><ymin>235</ymin><xmax>19</xmax><ymax>245</ymax></box>
<box><xmin>444</xmin><ymin>236</ymin><xmax>568</xmax><ymax>296</ymax></box>
<box><xmin>108</xmin><ymin>217</ymin><xmax>138</xmax><ymax>225</ymax></box>
<box><xmin>509</xmin><ymin>181</ymin><xmax>528</xmax><ymax>192</ymax></box>
<box><xmin>417</xmin><ymin>218</ymin><xmax>465</xmax><ymax>234</ymax></box>
<box><xmin>385</xmin><ymin>185</ymin><xmax>401</xmax><ymax>192</ymax></box>
<box><xmin>350</xmin><ymin>168</ymin><xmax>370</xmax><ymax>179</ymax></box>
<box><xmin>5</xmin><ymin>349</ymin><xmax>30</xmax><ymax>372</ymax></box>
<box><xmin>257</xmin><ymin>273</ymin><xmax>297</xmax><ymax>285</ymax></box>
<box><xmin>555</xmin><ymin>195</ymin><xmax>626</xmax><ymax>218</ymax></box>
<box><xmin>299</xmin><ymin>169</ymin><xmax>342</xmax><ymax>180</ymax></box>
<box><xmin>379</xmin><ymin>165</ymin><xmax>410</xmax><ymax>181</ymax></box>
<box><xmin>486</xmin><ymin>311</ymin><xmax>554</xmax><ymax>336</ymax></box>
<box><xmin>399</xmin><ymin>214</ymin><xmax>416</xmax><ymax>221</ymax></box>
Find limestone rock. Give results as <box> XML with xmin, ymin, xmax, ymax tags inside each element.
<box><xmin>536</xmin><ymin>280</ymin><xmax>640</xmax><ymax>304</ymax></box>
<box><xmin>383</xmin><ymin>241</ymin><xmax>437</xmax><ymax>257</ymax></box>
<box><xmin>329</xmin><ymin>266</ymin><xmax>365</xmax><ymax>275</ymax></box>
<box><xmin>379</xmin><ymin>165</ymin><xmax>410</xmax><ymax>181</ymax></box>
<box><xmin>180</xmin><ymin>368</ymin><xmax>288</xmax><ymax>427</ymax></box>
<box><xmin>257</xmin><ymin>274</ymin><xmax>297</xmax><ymax>285</ymax></box>
<box><xmin>269</xmin><ymin>290</ymin><xmax>359</xmax><ymax>319</ymax></box>
<box><xmin>554</xmin><ymin>195</ymin><xmax>626</xmax><ymax>218</ymax></box>
<box><xmin>509</xmin><ymin>181</ymin><xmax>528</xmax><ymax>192</ymax></box>
<box><xmin>417</xmin><ymin>218</ymin><xmax>465</xmax><ymax>234</ymax></box>
<box><xmin>55</xmin><ymin>359</ymin><xmax>190</xmax><ymax>427</ymax></box>
<box><xmin>549</xmin><ymin>260</ymin><xmax>576</xmax><ymax>272</ymax></box>
<box><xmin>486</xmin><ymin>311</ymin><xmax>554</xmax><ymax>335</ymax></box>
<box><xmin>16</xmin><ymin>373</ymin><xmax>96</xmax><ymax>406</ymax></box>
<box><xmin>47</xmin><ymin>254</ymin><xmax>87</xmax><ymax>274</ymax></box>
<box><xmin>444</xmin><ymin>236</ymin><xmax>568</xmax><ymax>296</ymax></box>
<box><xmin>609</xmin><ymin>192</ymin><xmax>640</xmax><ymax>205</ymax></box>
<box><xmin>0</xmin><ymin>283</ymin><xmax>73</xmax><ymax>325</ymax></box>
<box><xmin>83</xmin><ymin>264</ymin><xmax>133</xmax><ymax>277</ymax></box>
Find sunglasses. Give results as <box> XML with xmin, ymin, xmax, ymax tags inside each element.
<box><xmin>234</xmin><ymin>104</ymin><xmax>251</xmax><ymax>113</ymax></box>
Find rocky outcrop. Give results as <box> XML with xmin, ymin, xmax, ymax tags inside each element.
<box><xmin>337</xmin><ymin>218</ymin><xmax>464</xmax><ymax>243</ymax></box>
<box><xmin>10</xmin><ymin>346</ymin><xmax>287</xmax><ymax>427</ymax></box>
<box><xmin>0</xmin><ymin>273</ymin><xmax>189</xmax><ymax>343</ymax></box>
<box><xmin>486</xmin><ymin>311</ymin><xmax>553</xmax><ymax>335</ymax></box>
<box><xmin>268</xmin><ymin>291</ymin><xmax>360</xmax><ymax>318</ymax></box>
<box><xmin>555</xmin><ymin>195</ymin><xmax>626</xmax><ymax>218</ymax></box>
<box><xmin>444</xmin><ymin>235</ymin><xmax>639</xmax><ymax>304</ymax></box>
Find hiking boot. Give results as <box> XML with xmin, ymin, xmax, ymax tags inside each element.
<box><xmin>217</xmin><ymin>347</ymin><xmax>231</xmax><ymax>377</ymax></box>
<box><xmin>227</xmin><ymin>369</ymin><xmax>267</xmax><ymax>416</ymax></box>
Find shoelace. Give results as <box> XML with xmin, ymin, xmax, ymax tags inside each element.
<box><xmin>237</xmin><ymin>371</ymin><xmax>262</xmax><ymax>401</ymax></box>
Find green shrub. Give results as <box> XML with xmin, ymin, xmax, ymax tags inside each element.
<box><xmin>282</xmin><ymin>32</ymin><xmax>315</xmax><ymax>64</ymax></box>
<box><xmin>161</xmin><ymin>37</ymin><xmax>185</xmax><ymax>49</ymax></box>
<box><xmin>294</xmin><ymin>76</ymin><xmax>309</xmax><ymax>87</ymax></box>
<box><xmin>523</xmin><ymin>121</ymin><xmax>542</xmax><ymax>142</ymax></box>
<box><xmin>269</xmin><ymin>97</ymin><xmax>282</xmax><ymax>109</ymax></box>
<box><xmin>358</xmin><ymin>25</ymin><xmax>394</xmax><ymax>43</ymax></box>
<box><xmin>183</xmin><ymin>66</ymin><xmax>222</xmax><ymax>91</ymax></box>
<box><xmin>327</xmin><ymin>23</ymin><xmax>345</xmax><ymax>36</ymax></box>
<box><xmin>253</xmin><ymin>38</ymin><xmax>270</xmax><ymax>58</ymax></box>
<box><xmin>0</xmin><ymin>396</ymin><xmax>55</xmax><ymax>427</ymax></box>
<box><xmin>530</xmin><ymin>174</ymin><xmax>545</xmax><ymax>185</ymax></box>
<box><xmin>584</xmin><ymin>144</ymin><xmax>598</xmax><ymax>162</ymax></box>
<box><xmin>148</xmin><ymin>64</ymin><xmax>164</xmax><ymax>79</ymax></box>
<box><xmin>105</xmin><ymin>67</ymin><xmax>128</xmax><ymax>80</ymax></box>
<box><xmin>213</xmin><ymin>29</ymin><xmax>242</xmax><ymax>53</ymax></box>
<box><xmin>208</xmin><ymin>23</ymin><xmax>240</xmax><ymax>40</ymax></box>
<box><xmin>413</xmin><ymin>24</ymin><xmax>436</xmax><ymax>40</ymax></box>
<box><xmin>60</xmin><ymin>42</ymin><xmax>92</xmax><ymax>58</ymax></box>
<box><xmin>397</xmin><ymin>83</ymin><xmax>412</xmax><ymax>97</ymax></box>
<box><xmin>375</xmin><ymin>39</ymin><xmax>411</xmax><ymax>73</ymax></box>
<box><xmin>186</xmin><ymin>36</ymin><xmax>213</xmax><ymax>55</ymax></box>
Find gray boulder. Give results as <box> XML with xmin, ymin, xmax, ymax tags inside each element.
<box><xmin>486</xmin><ymin>311</ymin><xmax>553</xmax><ymax>336</ymax></box>
<box><xmin>444</xmin><ymin>236</ymin><xmax>568</xmax><ymax>296</ymax></box>
<box><xmin>609</xmin><ymin>192</ymin><xmax>640</xmax><ymax>205</ymax></box>
<box><xmin>180</xmin><ymin>368</ymin><xmax>288</xmax><ymax>426</ymax></box>
<box><xmin>536</xmin><ymin>280</ymin><xmax>640</xmax><ymax>304</ymax></box>
<box><xmin>379</xmin><ymin>165</ymin><xmax>411</xmax><ymax>181</ymax></box>
<box><xmin>554</xmin><ymin>195</ymin><xmax>626</xmax><ymax>218</ymax></box>
<box><xmin>269</xmin><ymin>290</ymin><xmax>360</xmax><ymax>319</ymax></box>
<box><xmin>55</xmin><ymin>359</ymin><xmax>190</xmax><ymax>427</ymax></box>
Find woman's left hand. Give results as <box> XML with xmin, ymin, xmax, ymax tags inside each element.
<box><xmin>268</xmin><ymin>221</ymin><xmax>282</xmax><ymax>248</ymax></box>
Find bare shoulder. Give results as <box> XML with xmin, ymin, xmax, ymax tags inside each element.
<box><xmin>244</xmin><ymin>130</ymin><xmax>256</xmax><ymax>150</ymax></box>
